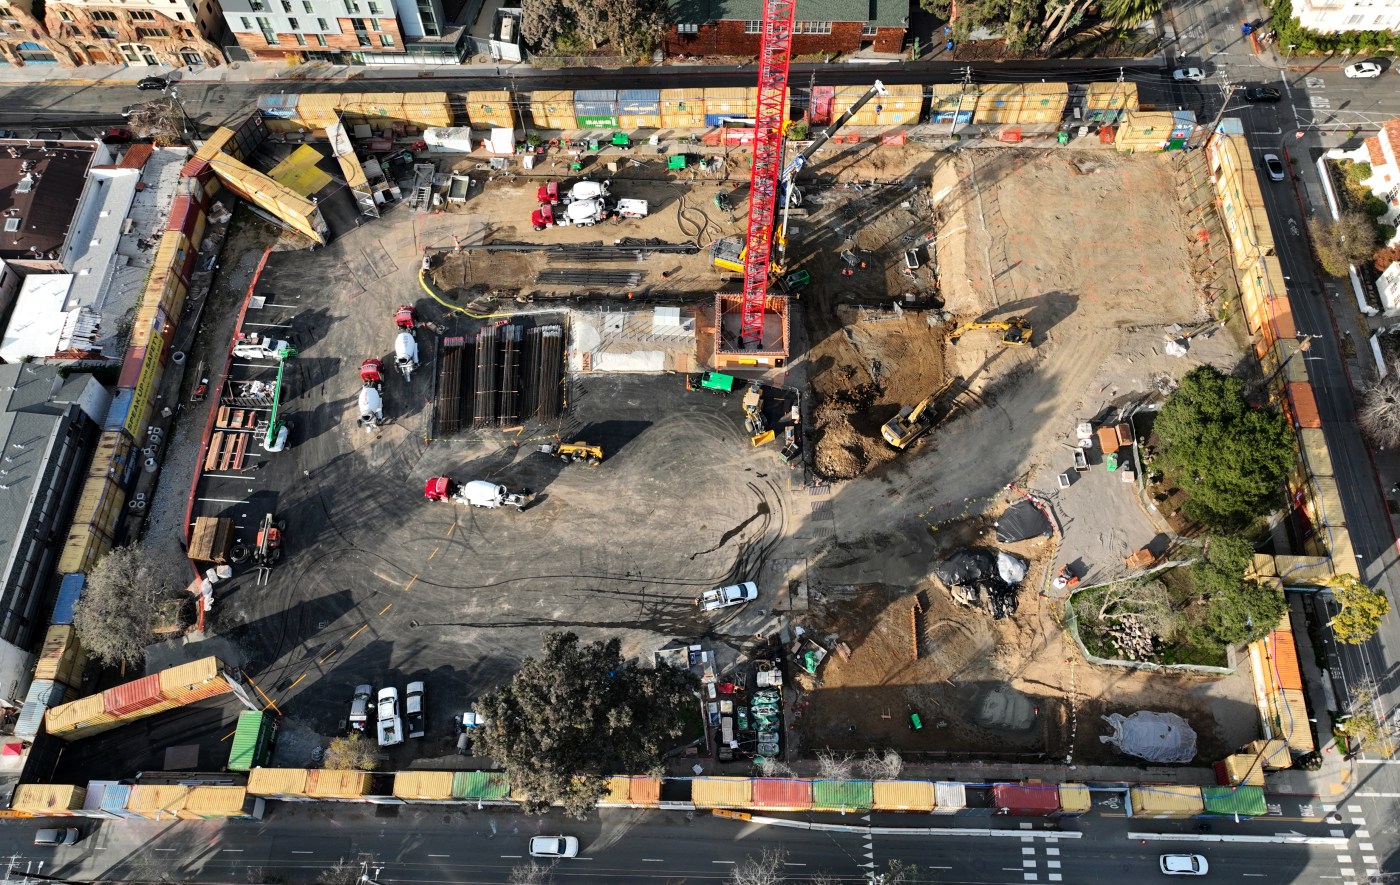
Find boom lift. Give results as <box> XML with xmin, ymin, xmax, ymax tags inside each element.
<box><xmin>947</xmin><ymin>317</ymin><xmax>1033</xmax><ymax>347</ymax></box>
<box><xmin>881</xmin><ymin>377</ymin><xmax>960</xmax><ymax>449</ymax></box>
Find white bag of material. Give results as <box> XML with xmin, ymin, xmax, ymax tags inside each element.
<box><xmin>996</xmin><ymin>551</ymin><xmax>1028</xmax><ymax>585</ymax></box>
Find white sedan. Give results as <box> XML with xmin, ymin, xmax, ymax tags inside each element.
<box><xmin>1160</xmin><ymin>854</ymin><xmax>1209</xmax><ymax>876</ymax></box>
<box><xmin>1344</xmin><ymin>61</ymin><xmax>1383</xmax><ymax>78</ymax></box>
<box><xmin>529</xmin><ymin>836</ymin><xmax>579</xmax><ymax>858</ymax></box>
<box><xmin>1172</xmin><ymin>67</ymin><xmax>1206</xmax><ymax>82</ymax></box>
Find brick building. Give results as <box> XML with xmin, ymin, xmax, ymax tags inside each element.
<box><xmin>43</xmin><ymin>0</ymin><xmax>225</xmax><ymax>68</ymax></box>
<box><xmin>221</xmin><ymin>0</ymin><xmax>468</xmax><ymax>64</ymax></box>
<box><xmin>665</xmin><ymin>0</ymin><xmax>906</xmax><ymax>57</ymax></box>
<box><xmin>0</xmin><ymin>0</ymin><xmax>66</xmax><ymax>67</ymax></box>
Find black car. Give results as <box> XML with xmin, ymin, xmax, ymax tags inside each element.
<box><xmin>136</xmin><ymin>76</ymin><xmax>167</xmax><ymax>91</ymax></box>
<box><xmin>1244</xmin><ymin>85</ymin><xmax>1282</xmax><ymax>103</ymax></box>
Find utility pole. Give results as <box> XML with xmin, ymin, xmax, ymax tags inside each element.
<box><xmin>1195</xmin><ymin>74</ymin><xmax>1235</xmax><ymax>152</ymax></box>
<box><xmin>949</xmin><ymin>65</ymin><xmax>972</xmax><ymax>138</ymax></box>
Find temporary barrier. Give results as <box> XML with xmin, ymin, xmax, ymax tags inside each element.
<box><xmin>102</xmin><ymin>674</ymin><xmax>168</xmax><ymax>717</ymax></box>
<box><xmin>872</xmin><ymin>780</ymin><xmax>936</xmax><ymax>812</ymax></box>
<box><xmin>464</xmin><ymin>91</ymin><xmax>516</xmax><ymax>130</ymax></box>
<box><xmin>1266</xmin><ymin>629</ymin><xmax>1303</xmax><ymax>692</ymax></box>
<box><xmin>617</xmin><ymin>89</ymin><xmax>662</xmax><ymax>129</ymax></box>
<box><xmin>393</xmin><ymin>771</ymin><xmax>455</xmax><ymax>802</ymax></box>
<box><xmin>574</xmin><ymin>89</ymin><xmax>618</xmax><ymax>128</ymax></box>
<box><xmin>306</xmin><ymin>769</ymin><xmax>372</xmax><ymax>800</ymax></box>
<box><xmin>1128</xmin><ymin>785</ymin><xmax>1204</xmax><ymax>819</ymax></box>
<box><xmin>228</xmin><ymin>710</ymin><xmax>277</xmax><ymax>772</ymax></box>
<box><xmin>659</xmin><ymin>89</ymin><xmax>706</xmax><ymax>128</ymax></box>
<box><xmin>184</xmin><ymin>786</ymin><xmax>266</xmax><ymax>820</ymax></box>
<box><xmin>811</xmin><ymin>780</ymin><xmax>873</xmax><ymax>812</ymax></box>
<box><xmin>691</xmin><ymin>777</ymin><xmax>753</xmax><ymax>809</ymax></box>
<box><xmin>12</xmin><ymin>785</ymin><xmax>86</xmax><ymax>816</ymax></box>
<box><xmin>751</xmin><ymin>778</ymin><xmax>812</xmax><ymax>811</ymax></box>
<box><xmin>247</xmin><ymin>768</ymin><xmax>311</xmax><ymax>798</ymax></box>
<box><xmin>990</xmin><ymin>783</ymin><xmax>1060</xmax><ymax>816</ymax></box>
<box><xmin>933</xmin><ymin>781</ymin><xmax>966</xmax><ymax>812</ymax></box>
<box><xmin>528</xmin><ymin>91</ymin><xmax>575</xmax><ymax>130</ymax></box>
<box><xmin>125</xmin><ymin>784</ymin><xmax>191</xmax><ymax>820</ymax></box>
<box><xmin>451</xmin><ymin>771</ymin><xmax>510</xmax><ymax>800</ymax></box>
<box><xmin>15</xmin><ymin>679</ymin><xmax>70</xmax><ymax>738</ymax></box>
<box><xmin>1200</xmin><ymin>785</ymin><xmax>1267</xmax><ymax>817</ymax></box>
<box><xmin>1056</xmin><ymin>784</ymin><xmax>1092</xmax><ymax>816</ymax></box>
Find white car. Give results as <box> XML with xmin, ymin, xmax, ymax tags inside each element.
<box><xmin>1263</xmin><ymin>153</ymin><xmax>1287</xmax><ymax>182</ymax></box>
<box><xmin>1160</xmin><ymin>854</ymin><xmax>1209</xmax><ymax>876</ymax></box>
<box><xmin>701</xmin><ymin>581</ymin><xmax>759</xmax><ymax>611</ymax></box>
<box><xmin>1344</xmin><ymin>61</ymin><xmax>1383</xmax><ymax>78</ymax></box>
<box><xmin>376</xmin><ymin>686</ymin><xmax>403</xmax><ymax>747</ymax></box>
<box><xmin>1172</xmin><ymin>67</ymin><xmax>1206</xmax><ymax>82</ymax></box>
<box><xmin>529</xmin><ymin>835</ymin><xmax>579</xmax><ymax>858</ymax></box>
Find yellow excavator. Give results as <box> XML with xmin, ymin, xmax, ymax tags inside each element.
<box><xmin>881</xmin><ymin>377</ymin><xmax>960</xmax><ymax>449</ymax></box>
<box><xmin>947</xmin><ymin>317</ymin><xmax>1033</xmax><ymax>347</ymax></box>
<box><xmin>539</xmin><ymin>441</ymin><xmax>604</xmax><ymax>466</ymax></box>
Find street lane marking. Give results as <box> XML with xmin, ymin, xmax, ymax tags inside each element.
<box><xmin>428</xmin><ymin>854</ymin><xmax>449</xmax><ymax>858</ymax></box>
<box><xmin>642</xmin><ymin>859</ymin><xmax>664</xmax><ymax>862</ymax></box>
<box><xmin>292</xmin><ymin>851</ymin><xmax>314</xmax><ymax>854</ymax></box>
<box><xmin>500</xmin><ymin>855</ymin><xmax>522</xmax><ymax>859</ymax></box>
<box><xmin>154</xmin><ymin>848</ymin><xmax>176</xmax><ymax>852</ymax></box>
<box><xmin>222</xmin><ymin>850</ymin><xmax>243</xmax><ymax>853</ymax></box>
<box><xmin>713</xmin><ymin>861</ymin><xmax>736</xmax><ymax>865</ymax></box>
<box><xmin>784</xmin><ymin>863</ymin><xmax>806</xmax><ymax>867</ymax></box>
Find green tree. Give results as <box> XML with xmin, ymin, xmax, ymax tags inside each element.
<box><xmin>1189</xmin><ymin>534</ymin><xmax>1284</xmax><ymax>645</ymax></box>
<box><xmin>323</xmin><ymin>734</ymin><xmax>378</xmax><ymax>771</ymax></box>
<box><xmin>72</xmin><ymin>545</ymin><xmax>174</xmax><ymax>667</ymax></box>
<box><xmin>1155</xmin><ymin>365</ymin><xmax>1295</xmax><ymax>529</ymax></box>
<box><xmin>1101</xmin><ymin>0</ymin><xmax>1162</xmax><ymax>27</ymax></box>
<box><xmin>521</xmin><ymin>0</ymin><xmax>669</xmax><ymax>54</ymax></box>
<box><xmin>1329</xmin><ymin>574</ymin><xmax>1390</xmax><ymax>645</ymax></box>
<box><xmin>474</xmin><ymin>632</ymin><xmax>699</xmax><ymax>818</ymax></box>
<box><xmin>1310</xmin><ymin>212</ymin><xmax>1379</xmax><ymax>277</ymax></box>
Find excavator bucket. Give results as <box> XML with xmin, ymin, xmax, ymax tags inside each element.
<box><xmin>751</xmin><ymin>429</ymin><xmax>776</xmax><ymax>447</ymax></box>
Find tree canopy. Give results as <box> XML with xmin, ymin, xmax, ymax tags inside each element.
<box><xmin>521</xmin><ymin>0</ymin><xmax>669</xmax><ymax>56</ymax></box>
<box><xmin>1187</xmin><ymin>535</ymin><xmax>1286</xmax><ymax>646</ymax></box>
<box><xmin>323</xmin><ymin>734</ymin><xmax>378</xmax><ymax>771</ymax></box>
<box><xmin>919</xmin><ymin>0</ymin><xmax>1161</xmax><ymax>52</ymax></box>
<box><xmin>1310</xmin><ymin>212</ymin><xmax>1378</xmax><ymax>278</ymax></box>
<box><xmin>1329</xmin><ymin>574</ymin><xmax>1390</xmax><ymax>645</ymax></box>
<box><xmin>72</xmin><ymin>545</ymin><xmax>174</xmax><ymax>666</ymax></box>
<box><xmin>1155</xmin><ymin>365</ymin><xmax>1295</xmax><ymax>529</ymax></box>
<box><xmin>474</xmin><ymin>632</ymin><xmax>699</xmax><ymax>817</ymax></box>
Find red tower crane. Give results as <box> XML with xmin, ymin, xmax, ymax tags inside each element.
<box><xmin>737</xmin><ymin>0</ymin><xmax>796</xmax><ymax>349</ymax></box>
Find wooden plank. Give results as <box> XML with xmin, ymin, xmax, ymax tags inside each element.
<box><xmin>205</xmin><ymin>433</ymin><xmax>225</xmax><ymax>470</ymax></box>
<box><xmin>217</xmin><ymin>406</ymin><xmax>231</xmax><ymax>427</ymax></box>
<box><xmin>231</xmin><ymin>433</ymin><xmax>249</xmax><ymax>470</ymax></box>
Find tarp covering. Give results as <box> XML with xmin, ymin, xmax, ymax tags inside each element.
<box><xmin>1100</xmin><ymin>711</ymin><xmax>1197</xmax><ymax>763</ymax></box>
<box><xmin>452</xmin><ymin>771</ymin><xmax>510</xmax><ymax>800</ymax></box>
<box><xmin>811</xmin><ymin>780</ymin><xmax>873</xmax><ymax>811</ymax></box>
<box><xmin>935</xmin><ymin>548</ymin><xmax>1022</xmax><ymax>619</ymax></box>
<box><xmin>751</xmin><ymin>778</ymin><xmax>812</xmax><ymax>811</ymax></box>
<box><xmin>1201</xmin><ymin>785</ymin><xmax>1268</xmax><ymax>817</ymax></box>
<box><xmin>995</xmin><ymin>501</ymin><xmax>1052</xmax><ymax>542</ymax></box>
<box><xmin>873</xmin><ymin>780</ymin><xmax>936</xmax><ymax>811</ymax></box>
<box><xmin>692</xmin><ymin>777</ymin><xmax>753</xmax><ymax>809</ymax></box>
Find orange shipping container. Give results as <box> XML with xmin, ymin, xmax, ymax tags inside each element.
<box><xmin>1097</xmin><ymin>426</ymin><xmax>1119</xmax><ymax>454</ymax></box>
<box><xmin>627</xmin><ymin>776</ymin><xmax>661</xmax><ymax>806</ymax></box>
<box><xmin>103</xmin><ymin>674</ymin><xmax>168</xmax><ymax>716</ymax></box>
<box><xmin>1287</xmin><ymin>382</ymin><xmax>1321</xmax><ymax>428</ymax></box>
<box><xmin>1267</xmin><ymin>630</ymin><xmax>1303</xmax><ymax>692</ymax></box>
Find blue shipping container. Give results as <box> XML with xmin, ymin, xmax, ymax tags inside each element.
<box><xmin>258</xmin><ymin>94</ymin><xmax>300</xmax><ymax>120</ymax></box>
<box><xmin>15</xmin><ymin>679</ymin><xmax>67</xmax><ymax>738</ymax></box>
<box><xmin>104</xmin><ymin>388</ymin><xmax>134</xmax><ymax>432</ymax></box>
<box><xmin>52</xmin><ymin>574</ymin><xmax>84</xmax><ymax>626</ymax></box>
<box><xmin>617</xmin><ymin>89</ymin><xmax>661</xmax><ymax>115</ymax></box>
<box><xmin>99</xmin><ymin>784</ymin><xmax>138</xmax><ymax>818</ymax></box>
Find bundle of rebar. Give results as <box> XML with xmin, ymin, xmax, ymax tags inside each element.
<box><xmin>472</xmin><ymin>324</ymin><xmax>498</xmax><ymax>427</ymax></box>
<box><xmin>437</xmin><ymin>340</ymin><xmax>463</xmax><ymax>435</ymax></box>
<box><xmin>535</xmin><ymin>269</ymin><xmax>644</xmax><ymax>287</ymax></box>
<box><xmin>527</xmin><ymin>325</ymin><xmax>564</xmax><ymax>421</ymax></box>
<box><xmin>498</xmin><ymin>324</ymin><xmax>522</xmax><ymax>425</ymax></box>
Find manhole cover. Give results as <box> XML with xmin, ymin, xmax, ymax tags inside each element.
<box><xmin>409</xmin><ymin>619</ymin><xmax>421</xmax><ymax>629</ymax></box>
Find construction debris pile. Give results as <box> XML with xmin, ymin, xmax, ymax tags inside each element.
<box><xmin>934</xmin><ymin>548</ymin><xmax>1028</xmax><ymax>619</ymax></box>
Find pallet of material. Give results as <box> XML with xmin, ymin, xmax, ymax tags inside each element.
<box><xmin>204</xmin><ymin>432</ymin><xmax>250</xmax><ymax>472</ymax></box>
<box><xmin>216</xmin><ymin>407</ymin><xmax>255</xmax><ymax>430</ymax></box>
<box><xmin>188</xmin><ymin>517</ymin><xmax>234</xmax><ymax>563</ymax></box>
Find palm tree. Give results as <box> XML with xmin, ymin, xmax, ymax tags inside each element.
<box><xmin>1101</xmin><ymin>0</ymin><xmax>1162</xmax><ymax>27</ymax></box>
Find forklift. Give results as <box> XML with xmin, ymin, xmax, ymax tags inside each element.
<box><xmin>253</xmin><ymin>513</ymin><xmax>284</xmax><ymax>567</ymax></box>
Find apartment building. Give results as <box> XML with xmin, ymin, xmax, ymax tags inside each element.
<box><xmin>221</xmin><ymin>0</ymin><xmax>466</xmax><ymax>64</ymax></box>
<box><xmin>44</xmin><ymin>0</ymin><xmax>225</xmax><ymax>67</ymax></box>
<box><xmin>1293</xmin><ymin>0</ymin><xmax>1400</xmax><ymax>33</ymax></box>
<box><xmin>665</xmin><ymin>0</ymin><xmax>907</xmax><ymax>57</ymax></box>
<box><xmin>0</xmin><ymin>0</ymin><xmax>66</xmax><ymax>67</ymax></box>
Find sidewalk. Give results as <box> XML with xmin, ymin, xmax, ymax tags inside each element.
<box><xmin>0</xmin><ymin>56</ymin><xmax>533</xmax><ymax>86</ymax></box>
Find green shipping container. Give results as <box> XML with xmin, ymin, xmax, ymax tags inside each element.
<box><xmin>811</xmin><ymin>780</ymin><xmax>874</xmax><ymax>812</ymax></box>
<box><xmin>452</xmin><ymin>771</ymin><xmax>510</xmax><ymax>800</ymax></box>
<box><xmin>228</xmin><ymin>711</ymin><xmax>276</xmax><ymax>772</ymax></box>
<box><xmin>1200</xmin><ymin>785</ymin><xmax>1267</xmax><ymax>817</ymax></box>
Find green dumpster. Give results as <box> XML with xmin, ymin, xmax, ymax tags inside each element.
<box><xmin>667</xmin><ymin>155</ymin><xmax>688</xmax><ymax>170</ymax></box>
<box><xmin>1106</xmin><ymin>453</ymin><xmax>1119</xmax><ymax>471</ymax></box>
<box><xmin>1057</xmin><ymin>131</ymin><xmax>1070</xmax><ymax>144</ymax></box>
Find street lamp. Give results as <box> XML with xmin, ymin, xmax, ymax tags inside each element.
<box><xmin>1286</xmin><ymin>43</ymin><xmax>1297</xmax><ymax>64</ymax></box>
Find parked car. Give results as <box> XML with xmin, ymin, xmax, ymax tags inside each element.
<box><xmin>1159</xmin><ymin>854</ymin><xmax>1209</xmax><ymax>875</ymax></box>
<box><xmin>1243</xmin><ymin>85</ymin><xmax>1282</xmax><ymax>102</ymax></box>
<box><xmin>34</xmin><ymin>828</ymin><xmax>80</xmax><ymax>846</ymax></box>
<box><xmin>348</xmin><ymin>684</ymin><xmax>373</xmax><ymax>732</ymax></box>
<box><xmin>1344</xmin><ymin>61</ymin><xmax>1383</xmax><ymax>78</ymax></box>
<box><xmin>1172</xmin><ymin>67</ymin><xmax>1206</xmax><ymax>82</ymax></box>
<box><xmin>376</xmin><ymin>686</ymin><xmax>403</xmax><ymax>747</ymax></box>
<box><xmin>136</xmin><ymin>76</ymin><xmax>168</xmax><ymax>90</ymax></box>
<box><xmin>701</xmin><ymin>581</ymin><xmax>759</xmax><ymax>611</ymax></box>
<box><xmin>529</xmin><ymin>836</ymin><xmax>579</xmax><ymax>858</ymax></box>
<box><xmin>1263</xmin><ymin>153</ymin><xmax>1287</xmax><ymax>182</ymax></box>
<box><xmin>405</xmin><ymin>680</ymin><xmax>426</xmax><ymax>739</ymax></box>
<box><xmin>100</xmin><ymin>127</ymin><xmax>132</xmax><ymax>144</ymax></box>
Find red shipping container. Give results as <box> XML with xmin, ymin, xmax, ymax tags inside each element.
<box><xmin>1287</xmin><ymin>382</ymin><xmax>1321</xmax><ymax>428</ymax></box>
<box><xmin>990</xmin><ymin>783</ymin><xmax>1060</xmax><ymax>816</ymax></box>
<box><xmin>117</xmin><ymin>346</ymin><xmax>146</xmax><ymax>390</ymax></box>
<box><xmin>167</xmin><ymin>195</ymin><xmax>195</xmax><ymax>237</ymax></box>
<box><xmin>102</xmin><ymin>674</ymin><xmax>167</xmax><ymax>716</ymax></box>
<box><xmin>751</xmin><ymin>778</ymin><xmax>812</xmax><ymax>811</ymax></box>
<box><xmin>809</xmin><ymin>86</ymin><xmax>834</xmax><ymax>125</ymax></box>
<box><xmin>723</xmin><ymin>128</ymin><xmax>756</xmax><ymax>146</ymax></box>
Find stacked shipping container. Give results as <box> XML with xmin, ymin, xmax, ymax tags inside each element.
<box><xmin>45</xmin><ymin>656</ymin><xmax>231</xmax><ymax>741</ymax></box>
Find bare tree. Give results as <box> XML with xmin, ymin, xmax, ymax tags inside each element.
<box><xmin>508</xmin><ymin>861</ymin><xmax>554</xmax><ymax>885</ymax></box>
<box><xmin>126</xmin><ymin>99</ymin><xmax>187</xmax><ymax>145</ymax></box>
<box><xmin>857</xmin><ymin>749</ymin><xmax>904</xmax><ymax>780</ymax></box>
<box><xmin>1359</xmin><ymin>374</ymin><xmax>1400</xmax><ymax>450</ymax></box>
<box><xmin>73</xmin><ymin>544</ymin><xmax>175</xmax><ymax>666</ymax></box>
<box><xmin>315</xmin><ymin>861</ymin><xmax>363</xmax><ymax>885</ymax></box>
<box><xmin>755</xmin><ymin>757</ymin><xmax>795</xmax><ymax>777</ymax></box>
<box><xmin>730</xmin><ymin>848</ymin><xmax>787</xmax><ymax>885</ymax></box>
<box><xmin>815</xmin><ymin>749</ymin><xmax>855</xmax><ymax>780</ymax></box>
<box><xmin>1338</xmin><ymin>679</ymin><xmax>1400</xmax><ymax>756</ymax></box>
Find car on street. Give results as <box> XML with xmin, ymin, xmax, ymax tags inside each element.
<box><xmin>348</xmin><ymin>684</ymin><xmax>372</xmax><ymax>732</ymax></box>
<box><xmin>701</xmin><ymin>581</ymin><xmax>759</xmax><ymax>611</ymax></box>
<box><xmin>1344</xmin><ymin>61</ymin><xmax>1383</xmax><ymax>78</ymax></box>
<box><xmin>1173</xmin><ymin>67</ymin><xmax>1206</xmax><ymax>82</ymax></box>
<box><xmin>1243</xmin><ymin>85</ymin><xmax>1282</xmax><ymax>102</ymax></box>
<box><xmin>1263</xmin><ymin>153</ymin><xmax>1287</xmax><ymax>182</ymax></box>
<box><xmin>34</xmin><ymin>828</ymin><xmax>80</xmax><ymax>846</ymax></box>
<box><xmin>405</xmin><ymin>680</ymin><xmax>426</xmax><ymax>739</ymax></box>
<box><xmin>100</xmin><ymin>127</ymin><xmax>132</xmax><ymax>144</ymax></box>
<box><xmin>529</xmin><ymin>836</ymin><xmax>579</xmax><ymax>858</ymax></box>
<box><xmin>376</xmin><ymin>686</ymin><xmax>403</xmax><ymax>747</ymax></box>
<box><xmin>136</xmin><ymin>76</ymin><xmax>168</xmax><ymax>90</ymax></box>
<box><xmin>1160</xmin><ymin>854</ymin><xmax>1209</xmax><ymax>875</ymax></box>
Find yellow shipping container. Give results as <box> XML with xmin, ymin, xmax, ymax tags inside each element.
<box><xmin>67</xmin><ymin>473</ymin><xmax>124</xmax><ymax>548</ymax></box>
<box><xmin>691</xmin><ymin>777</ymin><xmax>752</xmax><ymax>809</ymax></box>
<box><xmin>46</xmin><ymin>692</ymin><xmax>114</xmax><ymax>737</ymax></box>
<box><xmin>1114</xmin><ymin>111</ymin><xmax>1176</xmax><ymax>151</ymax></box>
<box><xmin>1217</xmin><ymin>753</ymin><xmax>1266</xmax><ymax>786</ymax></box>
<box><xmin>528</xmin><ymin>91</ymin><xmax>575</xmax><ymax>130</ymax></box>
<box><xmin>306</xmin><ymin>769</ymin><xmax>372</xmax><ymax>799</ymax></box>
<box><xmin>184</xmin><ymin>786</ymin><xmax>263</xmax><ymax>819</ymax></box>
<box><xmin>126</xmin><ymin>785</ymin><xmax>191</xmax><ymax>820</ymax></box>
<box><xmin>34</xmin><ymin>625</ymin><xmax>85</xmax><ymax>688</ymax></box>
<box><xmin>872</xmin><ymin>780</ymin><xmax>936</xmax><ymax>811</ymax></box>
<box><xmin>57</xmin><ymin>523</ymin><xmax>112</xmax><ymax>575</ymax></box>
<box><xmin>247</xmin><ymin>768</ymin><xmax>311</xmax><ymax>798</ymax></box>
<box><xmin>1128</xmin><ymin>785</ymin><xmax>1203</xmax><ymax>818</ymax></box>
<box><xmin>703</xmin><ymin>87</ymin><xmax>758</xmax><ymax>119</ymax></box>
<box><xmin>1276</xmin><ymin>689</ymin><xmax>1315</xmax><ymax>752</ymax></box>
<box><xmin>832</xmin><ymin>83</ymin><xmax>923</xmax><ymax>126</ymax></box>
<box><xmin>931</xmin><ymin>83</ymin><xmax>979</xmax><ymax>117</ymax></box>
<box><xmin>601</xmin><ymin>777</ymin><xmax>632</xmax><ymax>805</ymax></box>
<box><xmin>1058</xmin><ymin>783</ymin><xmax>1092</xmax><ymax>815</ymax></box>
<box><xmin>394</xmin><ymin>771</ymin><xmax>455</xmax><ymax>801</ymax></box>
<box><xmin>660</xmin><ymin>89</ymin><xmax>706</xmax><ymax>128</ymax></box>
<box><xmin>1086</xmin><ymin>81</ymin><xmax>1139</xmax><ymax>113</ymax></box>
<box><xmin>12</xmin><ymin>784</ymin><xmax>86</xmax><ymax>815</ymax></box>
<box><xmin>974</xmin><ymin>84</ymin><xmax>1024</xmax><ymax>124</ymax></box>
<box><xmin>1247</xmin><ymin>738</ymin><xmax>1293</xmax><ymax>770</ymax></box>
<box><xmin>465</xmin><ymin>91</ymin><xmax>516</xmax><ymax>130</ymax></box>
<box><xmin>1018</xmin><ymin>82</ymin><xmax>1068</xmax><ymax>124</ymax></box>
<box><xmin>158</xmin><ymin>656</ymin><xmax>227</xmax><ymax>698</ymax></box>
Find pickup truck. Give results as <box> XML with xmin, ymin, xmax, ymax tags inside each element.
<box><xmin>376</xmin><ymin>687</ymin><xmax>403</xmax><ymax>747</ymax></box>
<box><xmin>405</xmin><ymin>681</ymin><xmax>425</xmax><ymax>739</ymax></box>
<box><xmin>702</xmin><ymin>581</ymin><xmax>759</xmax><ymax>612</ymax></box>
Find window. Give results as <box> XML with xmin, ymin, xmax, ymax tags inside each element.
<box><xmin>303</xmin><ymin>1</ymin><xmax>312</xmax><ymax>10</ymax></box>
<box><xmin>367</xmin><ymin>1</ymin><xmax>379</xmax><ymax>13</ymax></box>
<box><xmin>350</xmin><ymin>17</ymin><xmax>364</xmax><ymax>29</ymax></box>
<box><xmin>379</xmin><ymin>32</ymin><xmax>392</xmax><ymax>45</ymax></box>
<box><xmin>415</xmin><ymin>0</ymin><xmax>439</xmax><ymax>35</ymax></box>
<box><xmin>91</xmin><ymin>10</ymin><xmax>118</xmax><ymax>20</ymax></box>
<box><xmin>240</xmin><ymin>16</ymin><xmax>251</xmax><ymax>28</ymax></box>
<box><xmin>96</xmin><ymin>24</ymin><xmax>118</xmax><ymax>36</ymax></box>
<box><xmin>794</xmin><ymin>21</ymin><xmax>832</xmax><ymax>34</ymax></box>
<box><xmin>744</xmin><ymin>20</ymin><xmax>761</xmax><ymax>33</ymax></box>
<box><xmin>294</xmin><ymin>31</ymin><xmax>305</xmax><ymax>43</ymax></box>
<box><xmin>678</xmin><ymin>22</ymin><xmax>698</xmax><ymax>33</ymax></box>
<box><xmin>1345</xmin><ymin>13</ymin><xmax>1363</xmax><ymax>23</ymax></box>
<box><xmin>281</xmin><ymin>0</ymin><xmax>291</xmax><ymax>9</ymax></box>
<box><xmin>256</xmin><ymin>15</ymin><xmax>277</xmax><ymax>42</ymax></box>
<box><xmin>313</xmin><ymin>32</ymin><xmax>323</xmax><ymax>44</ymax></box>
<box><xmin>130</xmin><ymin>9</ymin><xmax>156</xmax><ymax>20</ymax></box>
<box><xmin>58</xmin><ymin>10</ymin><xmax>72</xmax><ymax>21</ymax></box>
<box><xmin>288</xmin><ymin>16</ymin><xmax>298</xmax><ymax>28</ymax></box>
<box><xmin>316</xmin><ymin>16</ymin><xmax>328</xmax><ymax>27</ymax></box>
<box><xmin>861</xmin><ymin>22</ymin><xmax>877</xmax><ymax>36</ymax></box>
<box><xmin>175</xmin><ymin>12</ymin><xmax>185</xmax><ymax>19</ymax></box>
<box><xmin>136</xmin><ymin>26</ymin><xmax>169</xmax><ymax>36</ymax></box>
<box><xmin>344</xmin><ymin>0</ymin><xmax>360</xmax><ymax>13</ymax></box>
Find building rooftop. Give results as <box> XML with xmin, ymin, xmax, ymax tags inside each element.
<box><xmin>672</xmin><ymin>0</ymin><xmax>908</xmax><ymax>27</ymax></box>
<box><xmin>0</xmin><ymin>142</ymin><xmax>100</xmax><ymax>262</ymax></box>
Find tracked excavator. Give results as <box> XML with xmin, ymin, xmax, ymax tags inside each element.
<box><xmin>947</xmin><ymin>317</ymin><xmax>1033</xmax><ymax>347</ymax></box>
<box><xmin>881</xmin><ymin>377</ymin><xmax>960</xmax><ymax>450</ymax></box>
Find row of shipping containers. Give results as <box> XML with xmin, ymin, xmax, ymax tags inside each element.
<box><xmin>44</xmin><ymin>657</ymin><xmax>231</xmax><ymax>742</ymax></box>
<box><xmin>11</xmin><ymin>783</ymin><xmax>264</xmax><ymax>820</ymax></box>
<box><xmin>1129</xmin><ymin>784</ymin><xmax>1269</xmax><ymax>818</ymax></box>
<box><xmin>1215</xmin><ymin>739</ymin><xmax>1292</xmax><ymax>786</ymax></box>
<box><xmin>245</xmin><ymin>768</ymin><xmax>375</xmax><ymax>800</ymax></box>
<box><xmin>14</xmin><ymin>576</ymin><xmax>88</xmax><ymax>738</ymax></box>
<box><xmin>259</xmin><ymin>91</ymin><xmax>456</xmax><ymax>133</ymax></box>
